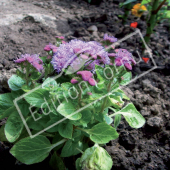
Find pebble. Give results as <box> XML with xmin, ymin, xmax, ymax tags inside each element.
<box><xmin>0</xmin><ymin>63</ymin><xmax>3</xmax><ymax>70</ymax></box>
<box><xmin>87</xmin><ymin>25</ymin><xmax>98</xmax><ymax>32</ymax></box>
<box><xmin>150</xmin><ymin>104</ymin><xmax>160</xmax><ymax>115</ymax></box>
<box><xmin>147</xmin><ymin>116</ymin><xmax>163</xmax><ymax>130</ymax></box>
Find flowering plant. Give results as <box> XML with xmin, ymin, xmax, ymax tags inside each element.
<box><xmin>0</xmin><ymin>34</ymin><xmax>145</xmax><ymax>169</ymax></box>
<box><xmin>120</xmin><ymin>0</ymin><xmax>170</xmax><ymax>44</ymax></box>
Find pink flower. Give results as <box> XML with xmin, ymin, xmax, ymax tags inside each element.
<box><xmin>44</xmin><ymin>43</ymin><xmax>58</xmax><ymax>53</ymax></box>
<box><xmin>32</xmin><ymin>62</ymin><xmax>44</xmax><ymax>72</ymax></box>
<box><xmin>15</xmin><ymin>58</ymin><xmax>26</xmax><ymax>63</ymax></box>
<box><xmin>62</xmin><ymin>41</ymin><xmax>66</xmax><ymax>44</ymax></box>
<box><xmin>80</xmin><ymin>54</ymin><xmax>89</xmax><ymax>59</ymax></box>
<box><xmin>74</xmin><ymin>48</ymin><xmax>81</xmax><ymax>53</ymax></box>
<box><xmin>91</xmin><ymin>54</ymin><xmax>97</xmax><ymax>59</ymax></box>
<box><xmin>55</xmin><ymin>36</ymin><xmax>64</xmax><ymax>40</ymax></box>
<box><xmin>14</xmin><ymin>54</ymin><xmax>44</xmax><ymax>72</ymax></box>
<box><xmin>124</xmin><ymin>63</ymin><xmax>132</xmax><ymax>70</ymax></box>
<box><xmin>77</xmin><ymin>71</ymin><xmax>93</xmax><ymax>81</ymax></box>
<box><xmin>108</xmin><ymin>53</ymin><xmax>116</xmax><ymax>57</ymax></box>
<box><xmin>44</xmin><ymin>45</ymin><xmax>51</xmax><ymax>51</ymax></box>
<box><xmin>87</xmin><ymin>92</ymin><xmax>92</xmax><ymax>95</ymax></box>
<box><xmin>47</xmin><ymin>55</ymin><xmax>52</xmax><ymax>59</ymax></box>
<box><xmin>88</xmin><ymin>78</ymin><xmax>96</xmax><ymax>86</ymax></box>
<box><xmin>71</xmin><ymin>78</ymin><xmax>79</xmax><ymax>84</ymax></box>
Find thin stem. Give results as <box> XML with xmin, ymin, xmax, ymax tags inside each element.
<box><xmin>122</xmin><ymin>3</ymin><xmax>132</xmax><ymax>25</ymax></box>
<box><xmin>76</xmin><ymin>148</ymin><xmax>84</xmax><ymax>154</ymax></box>
<box><xmin>51</xmin><ymin>139</ymin><xmax>67</xmax><ymax>150</ymax></box>
<box><xmin>144</xmin><ymin>0</ymin><xmax>159</xmax><ymax>45</ymax></box>
<box><xmin>154</xmin><ymin>0</ymin><xmax>166</xmax><ymax>14</ymax></box>
<box><xmin>100</xmin><ymin>81</ymin><xmax>112</xmax><ymax>113</ymax></box>
<box><xmin>76</xmin><ymin>127</ymin><xmax>89</xmax><ymax>133</ymax></box>
<box><xmin>25</xmin><ymin>65</ymin><xmax>30</xmax><ymax>86</ymax></box>
<box><xmin>109</xmin><ymin>112</ymin><xmax>119</xmax><ymax>117</ymax></box>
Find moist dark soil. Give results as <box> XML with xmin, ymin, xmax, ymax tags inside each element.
<box><xmin>0</xmin><ymin>0</ymin><xmax>170</xmax><ymax>169</ymax></box>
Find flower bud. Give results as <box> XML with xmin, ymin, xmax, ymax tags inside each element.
<box><xmin>78</xmin><ymin>144</ymin><xmax>113</xmax><ymax>170</ymax></box>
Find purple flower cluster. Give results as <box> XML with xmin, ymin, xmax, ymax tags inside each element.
<box><xmin>112</xmin><ymin>49</ymin><xmax>136</xmax><ymax>70</ymax></box>
<box><xmin>14</xmin><ymin>54</ymin><xmax>43</xmax><ymax>72</ymax></box>
<box><xmin>103</xmin><ymin>34</ymin><xmax>118</xmax><ymax>43</ymax></box>
<box><xmin>51</xmin><ymin>39</ymin><xmax>110</xmax><ymax>73</ymax></box>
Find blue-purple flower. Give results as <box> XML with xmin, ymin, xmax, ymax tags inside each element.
<box><xmin>51</xmin><ymin>39</ymin><xmax>110</xmax><ymax>73</ymax></box>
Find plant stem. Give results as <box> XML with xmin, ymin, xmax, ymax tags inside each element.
<box><xmin>101</xmin><ymin>80</ymin><xmax>112</xmax><ymax>113</ymax></box>
<box><xmin>51</xmin><ymin>139</ymin><xmax>67</xmax><ymax>150</ymax></box>
<box><xmin>122</xmin><ymin>3</ymin><xmax>132</xmax><ymax>25</ymax></box>
<box><xmin>25</xmin><ymin>65</ymin><xmax>30</xmax><ymax>86</ymax></box>
<box><xmin>76</xmin><ymin>127</ymin><xmax>89</xmax><ymax>133</ymax></box>
<box><xmin>154</xmin><ymin>0</ymin><xmax>166</xmax><ymax>14</ymax></box>
<box><xmin>76</xmin><ymin>148</ymin><xmax>84</xmax><ymax>154</ymax></box>
<box><xmin>144</xmin><ymin>0</ymin><xmax>160</xmax><ymax>44</ymax></box>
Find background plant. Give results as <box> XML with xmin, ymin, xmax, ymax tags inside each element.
<box><xmin>120</xmin><ymin>0</ymin><xmax>170</xmax><ymax>44</ymax></box>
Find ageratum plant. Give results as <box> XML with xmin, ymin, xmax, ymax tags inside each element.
<box><xmin>0</xmin><ymin>35</ymin><xmax>145</xmax><ymax>170</ymax></box>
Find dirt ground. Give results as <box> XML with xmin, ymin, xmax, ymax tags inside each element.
<box><xmin>0</xmin><ymin>0</ymin><xmax>170</xmax><ymax>169</ymax></box>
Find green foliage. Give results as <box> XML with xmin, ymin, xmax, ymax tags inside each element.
<box><xmin>10</xmin><ymin>135</ymin><xmax>52</xmax><ymax>164</ymax></box>
<box><xmin>87</xmin><ymin>122</ymin><xmax>119</xmax><ymax>144</ymax></box>
<box><xmin>78</xmin><ymin>144</ymin><xmax>113</xmax><ymax>170</ymax></box>
<box><xmin>8</xmin><ymin>75</ymin><xmax>25</xmax><ymax>91</ymax></box>
<box><xmin>0</xmin><ymin>34</ymin><xmax>146</xmax><ymax>170</ymax></box>
<box><xmin>49</xmin><ymin>152</ymin><xmax>66</xmax><ymax>170</ymax></box>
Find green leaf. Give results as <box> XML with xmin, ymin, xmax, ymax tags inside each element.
<box><xmin>72</xmin><ymin>110</ymin><xmax>92</xmax><ymax>127</ymax></box>
<box><xmin>30</xmin><ymin>72</ymin><xmax>41</xmax><ymax>81</ymax></box>
<box><xmin>52</xmin><ymin>133</ymin><xmax>65</xmax><ymax>151</ymax></box>
<box><xmin>49</xmin><ymin>152</ymin><xmax>66</xmax><ymax>170</ymax></box>
<box><xmin>104</xmin><ymin>115</ymin><xmax>113</xmax><ymax>125</ymax></box>
<box><xmin>42</xmin><ymin>77</ymin><xmax>57</xmax><ymax>90</ymax></box>
<box><xmin>5</xmin><ymin>111</ymin><xmax>24</xmax><ymax>143</ymax></box>
<box><xmin>21</xmin><ymin>84</ymin><xmax>32</xmax><ymax>92</ymax></box>
<box><xmin>88</xmin><ymin>123</ymin><xmax>119</xmax><ymax>144</ymax></box>
<box><xmin>114</xmin><ymin>114</ymin><xmax>121</xmax><ymax>129</ymax></box>
<box><xmin>57</xmin><ymin>101</ymin><xmax>82</xmax><ymax>120</ymax></box>
<box><xmin>121</xmin><ymin>0</ymin><xmax>137</xmax><ymax>6</ymax></box>
<box><xmin>166</xmin><ymin>11</ymin><xmax>170</xmax><ymax>18</ymax></box>
<box><xmin>0</xmin><ymin>91</ymin><xmax>28</xmax><ymax>120</ymax></box>
<box><xmin>61</xmin><ymin>140</ymin><xmax>83</xmax><ymax>157</ymax></box>
<box><xmin>114</xmin><ymin>103</ymin><xmax>145</xmax><ymax>128</ymax></box>
<box><xmin>58</xmin><ymin>121</ymin><xmax>73</xmax><ymax>139</ymax></box>
<box><xmin>114</xmin><ymin>88</ymin><xmax>130</xmax><ymax>100</ymax></box>
<box><xmin>25</xmin><ymin>89</ymin><xmax>50</xmax><ymax>108</ymax></box>
<box><xmin>109</xmin><ymin>95</ymin><xmax>124</xmax><ymax>108</ymax></box>
<box><xmin>0</xmin><ymin>125</ymin><xmax>8</xmax><ymax>142</ymax></box>
<box><xmin>141</xmin><ymin>0</ymin><xmax>151</xmax><ymax>5</ymax></box>
<box><xmin>0</xmin><ymin>93</ymin><xmax>15</xmax><ymax>119</ymax></box>
<box><xmin>8</xmin><ymin>75</ymin><xmax>25</xmax><ymax>91</ymax></box>
<box><xmin>40</xmin><ymin>56</ymin><xmax>47</xmax><ymax>63</ymax></box>
<box><xmin>27</xmin><ymin>114</ymin><xmax>50</xmax><ymax>131</ymax></box>
<box><xmin>16</xmin><ymin>69</ymin><xmax>25</xmax><ymax>79</ymax></box>
<box><xmin>61</xmin><ymin>130</ymin><xmax>83</xmax><ymax>157</ymax></box>
<box><xmin>79</xmin><ymin>144</ymin><xmax>113</xmax><ymax>170</ymax></box>
<box><xmin>10</xmin><ymin>135</ymin><xmax>52</xmax><ymax>165</ymax></box>
<box><xmin>120</xmin><ymin>72</ymin><xmax>132</xmax><ymax>85</ymax></box>
<box><xmin>76</xmin><ymin>158</ymin><xmax>81</xmax><ymax>170</ymax></box>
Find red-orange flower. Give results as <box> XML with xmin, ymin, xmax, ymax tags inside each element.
<box><xmin>130</xmin><ymin>22</ymin><xmax>138</xmax><ymax>28</ymax></box>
